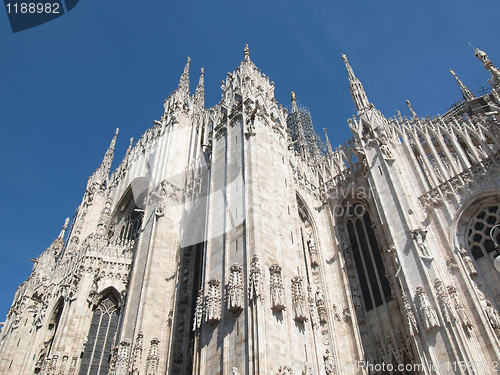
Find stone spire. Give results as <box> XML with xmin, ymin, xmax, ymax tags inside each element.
<box><xmin>449</xmin><ymin>69</ymin><xmax>475</xmax><ymax>101</ymax></box>
<box><xmin>291</xmin><ymin>92</ymin><xmax>307</xmax><ymax>160</ymax></box>
<box><xmin>101</xmin><ymin>128</ymin><xmax>119</xmax><ymax>175</ymax></box>
<box><xmin>178</xmin><ymin>56</ymin><xmax>191</xmax><ymax>93</ymax></box>
<box><xmin>405</xmin><ymin>99</ymin><xmax>418</xmax><ymax>119</ymax></box>
<box><xmin>323</xmin><ymin>128</ymin><xmax>333</xmax><ymax>154</ymax></box>
<box><xmin>244</xmin><ymin>43</ymin><xmax>250</xmax><ymax>63</ymax></box>
<box><xmin>194</xmin><ymin>67</ymin><xmax>205</xmax><ymax>106</ymax></box>
<box><xmin>341</xmin><ymin>54</ymin><xmax>370</xmax><ymax>113</ymax></box>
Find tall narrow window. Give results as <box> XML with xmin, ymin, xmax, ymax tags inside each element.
<box><xmin>346</xmin><ymin>210</ymin><xmax>392</xmax><ymax>311</ymax></box>
<box><xmin>79</xmin><ymin>293</ymin><xmax>120</xmax><ymax>375</ymax></box>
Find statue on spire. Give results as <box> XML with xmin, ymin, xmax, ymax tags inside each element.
<box><xmin>471</xmin><ymin>45</ymin><xmax>500</xmax><ymax>86</ymax></box>
<box><xmin>244</xmin><ymin>44</ymin><xmax>250</xmax><ymax>63</ymax></box>
<box><xmin>341</xmin><ymin>54</ymin><xmax>370</xmax><ymax>113</ymax></box>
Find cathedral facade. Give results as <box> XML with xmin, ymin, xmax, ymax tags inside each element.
<box><xmin>1</xmin><ymin>45</ymin><xmax>500</xmax><ymax>374</ymax></box>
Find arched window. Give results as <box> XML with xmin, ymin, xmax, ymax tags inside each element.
<box><xmin>79</xmin><ymin>292</ymin><xmax>120</xmax><ymax>375</ymax></box>
<box><xmin>345</xmin><ymin>209</ymin><xmax>392</xmax><ymax>311</ymax></box>
<box><xmin>467</xmin><ymin>204</ymin><xmax>500</xmax><ymax>260</ymax></box>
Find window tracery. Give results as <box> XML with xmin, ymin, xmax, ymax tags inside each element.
<box><xmin>467</xmin><ymin>204</ymin><xmax>500</xmax><ymax>260</ymax></box>
<box><xmin>79</xmin><ymin>292</ymin><xmax>120</xmax><ymax>375</ymax></box>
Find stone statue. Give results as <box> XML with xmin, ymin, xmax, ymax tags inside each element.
<box><xmin>351</xmin><ymin>285</ymin><xmax>365</xmax><ymax>323</ymax></box>
<box><xmin>411</xmin><ymin>228</ymin><xmax>430</xmax><ymax>257</ymax></box>
<box><xmin>307</xmin><ymin>238</ymin><xmax>319</xmax><ymax>266</ymax></box>
<box><xmin>484</xmin><ymin>300</ymin><xmax>500</xmax><ymax>336</ymax></box>
<box><xmin>458</xmin><ymin>245</ymin><xmax>477</xmax><ymax>276</ymax></box>
<box><xmin>323</xmin><ymin>349</ymin><xmax>336</xmax><ymax>375</ymax></box>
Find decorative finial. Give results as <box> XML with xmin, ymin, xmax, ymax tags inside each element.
<box><xmin>291</xmin><ymin>91</ymin><xmax>296</xmax><ymax>101</ymax></box>
<box><xmin>244</xmin><ymin>44</ymin><xmax>250</xmax><ymax>63</ymax></box>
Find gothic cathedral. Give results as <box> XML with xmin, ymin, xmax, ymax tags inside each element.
<box><xmin>2</xmin><ymin>45</ymin><xmax>500</xmax><ymax>374</ymax></box>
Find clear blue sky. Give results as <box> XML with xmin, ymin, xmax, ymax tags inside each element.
<box><xmin>0</xmin><ymin>0</ymin><xmax>498</xmax><ymax>320</ymax></box>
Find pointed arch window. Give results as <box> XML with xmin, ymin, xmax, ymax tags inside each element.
<box><xmin>79</xmin><ymin>293</ymin><xmax>120</xmax><ymax>375</ymax></box>
<box><xmin>346</xmin><ymin>210</ymin><xmax>392</xmax><ymax>311</ymax></box>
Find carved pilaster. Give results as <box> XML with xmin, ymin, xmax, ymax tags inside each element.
<box><xmin>206</xmin><ymin>277</ymin><xmax>221</xmax><ymax>324</ymax></box>
<box><xmin>401</xmin><ymin>292</ymin><xmax>419</xmax><ymax>336</ymax></box>
<box><xmin>145</xmin><ymin>337</ymin><xmax>160</xmax><ymax>375</ymax></box>
<box><xmin>269</xmin><ymin>264</ymin><xmax>285</xmax><ymax>311</ymax></box>
<box><xmin>291</xmin><ymin>276</ymin><xmax>308</xmax><ymax>322</ymax></box>
<box><xmin>67</xmin><ymin>356</ymin><xmax>77</xmax><ymax>375</ymax></box>
<box><xmin>307</xmin><ymin>284</ymin><xmax>318</xmax><ymax>327</ymax></box>
<box><xmin>434</xmin><ymin>279</ymin><xmax>455</xmax><ymax>325</ymax></box>
<box><xmin>447</xmin><ymin>285</ymin><xmax>473</xmax><ymax>330</ymax></box>
<box><xmin>114</xmin><ymin>339</ymin><xmax>131</xmax><ymax>375</ymax></box>
<box><xmin>130</xmin><ymin>331</ymin><xmax>144</xmax><ymax>375</ymax></box>
<box><xmin>416</xmin><ymin>286</ymin><xmax>440</xmax><ymax>332</ymax></box>
<box><xmin>248</xmin><ymin>255</ymin><xmax>263</xmax><ymax>301</ymax></box>
<box><xmin>192</xmin><ymin>290</ymin><xmax>204</xmax><ymax>331</ymax></box>
<box><xmin>228</xmin><ymin>264</ymin><xmax>244</xmax><ymax>312</ymax></box>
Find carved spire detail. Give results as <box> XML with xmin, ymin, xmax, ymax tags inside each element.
<box><xmin>341</xmin><ymin>54</ymin><xmax>370</xmax><ymax>113</ymax></box>
<box><xmin>178</xmin><ymin>56</ymin><xmax>191</xmax><ymax>93</ymax></box>
<box><xmin>449</xmin><ymin>69</ymin><xmax>475</xmax><ymax>101</ymax></box>
<box><xmin>194</xmin><ymin>67</ymin><xmax>205</xmax><ymax>106</ymax></box>
<box><xmin>323</xmin><ymin>128</ymin><xmax>333</xmax><ymax>154</ymax></box>
<box><xmin>101</xmin><ymin>128</ymin><xmax>119</xmax><ymax>175</ymax></box>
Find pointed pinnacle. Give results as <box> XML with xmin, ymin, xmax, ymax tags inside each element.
<box><xmin>449</xmin><ymin>69</ymin><xmax>475</xmax><ymax>101</ymax></box>
<box><xmin>323</xmin><ymin>128</ymin><xmax>333</xmax><ymax>154</ymax></box>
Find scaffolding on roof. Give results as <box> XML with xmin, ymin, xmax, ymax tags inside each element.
<box><xmin>286</xmin><ymin>102</ymin><xmax>327</xmax><ymax>164</ymax></box>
